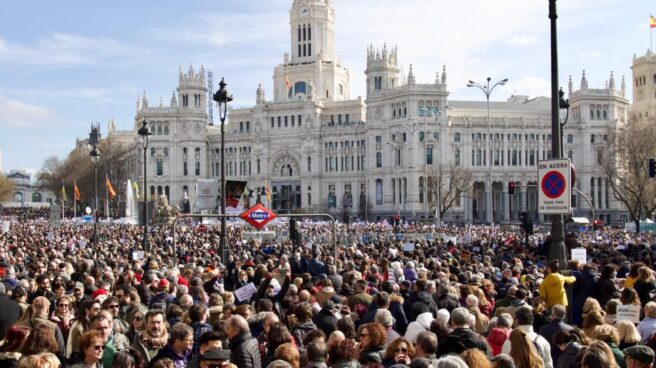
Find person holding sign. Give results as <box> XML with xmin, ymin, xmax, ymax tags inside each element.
<box><xmin>539</xmin><ymin>260</ymin><xmax>576</xmax><ymax>309</ymax></box>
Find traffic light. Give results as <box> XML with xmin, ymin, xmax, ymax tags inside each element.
<box><xmin>649</xmin><ymin>158</ymin><xmax>656</xmax><ymax>178</ymax></box>
<box><xmin>508</xmin><ymin>181</ymin><xmax>516</xmax><ymax>196</ymax></box>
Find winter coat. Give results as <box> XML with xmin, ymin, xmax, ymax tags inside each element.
<box><xmin>539</xmin><ymin>273</ymin><xmax>576</xmax><ymax>308</ymax></box>
<box><xmin>434</xmin><ymin>294</ymin><xmax>459</xmax><ymax>313</ymax></box>
<box><xmin>635</xmin><ymin>280</ymin><xmax>656</xmax><ymax>306</ymax></box>
<box><xmin>572</xmin><ymin>269</ymin><xmax>598</xmax><ymax>326</ymax></box>
<box><xmin>486</xmin><ymin>327</ymin><xmax>510</xmax><ymax>356</ymax></box>
<box><xmin>313</xmin><ymin>307</ymin><xmax>338</xmax><ymax>336</ymax></box>
<box><xmin>149</xmin><ymin>343</ymin><xmax>192</xmax><ymax>368</ymax></box>
<box><xmin>436</xmin><ymin>327</ymin><xmax>490</xmax><ymax>357</ymax></box>
<box><xmin>292</xmin><ymin>320</ymin><xmax>319</xmax><ymax>348</ymax></box>
<box><xmin>229</xmin><ymin>331</ymin><xmax>262</xmax><ymax>368</ymax></box>
<box><xmin>331</xmin><ymin>360</ymin><xmax>361</xmax><ymax>368</ymax></box>
<box><xmin>358</xmin><ymin>347</ymin><xmax>384</xmax><ymax>366</ymax></box>
<box><xmin>539</xmin><ymin>319</ymin><xmax>573</xmax><ymax>364</ymax></box>
<box><xmin>389</xmin><ymin>297</ymin><xmax>408</xmax><ymax>336</ymax></box>
<box><xmin>606</xmin><ymin>342</ymin><xmax>626</xmax><ymax>368</ymax></box>
<box><xmin>403</xmin><ymin>291</ymin><xmax>438</xmax><ymax>322</ymax></box>
<box><xmin>594</xmin><ymin>277</ymin><xmax>619</xmax><ymax>308</ymax></box>
<box><xmin>404</xmin><ymin>312</ymin><xmax>433</xmax><ymax>343</ymax></box>
<box><xmin>556</xmin><ymin>342</ymin><xmax>583</xmax><ymax>368</ymax></box>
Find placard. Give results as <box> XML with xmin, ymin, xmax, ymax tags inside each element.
<box><xmin>1</xmin><ymin>221</ymin><xmax>9</xmax><ymax>233</ymax></box>
<box><xmin>234</xmin><ymin>282</ymin><xmax>257</xmax><ymax>302</ymax></box>
<box><xmin>403</xmin><ymin>243</ymin><xmax>415</xmax><ymax>252</ymax></box>
<box><xmin>617</xmin><ymin>305</ymin><xmax>641</xmax><ymax>324</ymax></box>
<box><xmin>571</xmin><ymin>248</ymin><xmax>587</xmax><ymax>264</ymax></box>
<box><xmin>132</xmin><ymin>251</ymin><xmax>144</xmax><ymax>261</ymax></box>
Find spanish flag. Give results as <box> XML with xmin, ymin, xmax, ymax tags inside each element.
<box><xmin>106</xmin><ymin>175</ymin><xmax>116</xmax><ymax>200</ymax></box>
<box><xmin>651</xmin><ymin>15</ymin><xmax>656</xmax><ymax>28</ymax></box>
<box><xmin>74</xmin><ymin>181</ymin><xmax>81</xmax><ymax>201</ymax></box>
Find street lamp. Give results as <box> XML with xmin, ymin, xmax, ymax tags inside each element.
<box><xmin>89</xmin><ymin>145</ymin><xmax>100</xmax><ymax>246</ymax></box>
<box><xmin>418</xmin><ymin>106</ymin><xmax>447</xmax><ymax>224</ymax></box>
<box><xmin>467</xmin><ymin>77</ymin><xmax>508</xmax><ymax>224</ymax></box>
<box><xmin>213</xmin><ymin>77</ymin><xmax>233</xmax><ymax>267</ymax></box>
<box><xmin>138</xmin><ymin>120</ymin><xmax>151</xmax><ymax>253</ymax></box>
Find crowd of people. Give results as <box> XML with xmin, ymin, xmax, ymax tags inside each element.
<box><xmin>1</xmin><ymin>211</ymin><xmax>656</xmax><ymax>368</ymax></box>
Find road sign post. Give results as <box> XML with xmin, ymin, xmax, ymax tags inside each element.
<box><xmin>538</xmin><ymin>159</ymin><xmax>571</xmax><ymax>215</ymax></box>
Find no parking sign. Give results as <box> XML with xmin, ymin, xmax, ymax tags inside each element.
<box><xmin>538</xmin><ymin>158</ymin><xmax>571</xmax><ymax>214</ymax></box>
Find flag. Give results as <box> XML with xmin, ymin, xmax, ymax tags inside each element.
<box><xmin>106</xmin><ymin>175</ymin><xmax>116</xmax><ymax>200</ymax></box>
<box><xmin>651</xmin><ymin>15</ymin><xmax>656</xmax><ymax>28</ymax></box>
<box><xmin>61</xmin><ymin>182</ymin><xmax>67</xmax><ymax>201</ymax></box>
<box><xmin>265</xmin><ymin>186</ymin><xmax>271</xmax><ymax>201</ymax></box>
<box><xmin>284</xmin><ymin>72</ymin><xmax>291</xmax><ymax>89</ymax></box>
<box><xmin>74</xmin><ymin>181</ymin><xmax>81</xmax><ymax>201</ymax></box>
<box><xmin>133</xmin><ymin>181</ymin><xmax>140</xmax><ymax>199</ymax></box>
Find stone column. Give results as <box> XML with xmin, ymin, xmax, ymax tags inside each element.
<box><xmin>503</xmin><ymin>189</ymin><xmax>510</xmax><ymax>221</ymax></box>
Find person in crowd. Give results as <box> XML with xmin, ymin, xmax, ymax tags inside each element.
<box><xmin>501</xmin><ymin>307</ymin><xmax>552</xmax><ymax>368</ymax></box>
<box><xmin>17</xmin><ymin>296</ymin><xmax>65</xmax><ymax>356</ymax></box>
<box><xmin>0</xmin><ymin>326</ymin><xmax>30</xmax><ymax>368</ymax></box>
<box><xmin>506</xmin><ymin>328</ymin><xmax>544</xmax><ymax>368</ymax></box>
<box><xmin>437</xmin><ymin>307</ymin><xmax>489</xmax><ymax>357</ymax></box>
<box><xmin>291</xmin><ymin>302</ymin><xmax>318</xmax><ymax>348</ymax></box>
<box><xmin>68</xmin><ymin>300</ymin><xmax>101</xmax><ymax>358</ymax></box>
<box><xmin>595</xmin><ymin>265</ymin><xmax>620</xmax><ymax>309</ymax></box>
<box><xmin>327</xmin><ymin>339</ymin><xmax>360</xmax><ymax>368</ymax></box>
<box><xmin>382</xmin><ymin>337</ymin><xmax>414</xmax><ymax>368</ymax></box>
<box><xmin>357</xmin><ymin>323</ymin><xmax>387</xmax><ymax>367</ymax></box>
<box><xmin>553</xmin><ymin>330</ymin><xmax>584</xmax><ymax>368</ymax></box>
<box><xmin>638</xmin><ymin>302</ymin><xmax>656</xmax><ymax>344</ymax></box>
<box><xmin>623</xmin><ymin>345</ymin><xmax>655</xmax><ymax>368</ymax></box>
<box><xmin>540</xmin><ymin>261</ymin><xmax>576</xmax><ymax>309</ymax></box>
<box><xmin>131</xmin><ymin>309</ymin><xmax>169</xmax><ymax>364</ymax></box>
<box><xmin>413</xmin><ymin>331</ymin><xmax>438</xmax><ymax>365</ymax></box>
<box><xmin>149</xmin><ymin>323</ymin><xmax>194</xmax><ymax>368</ymax></box>
<box><xmin>69</xmin><ymin>330</ymin><xmax>107</xmax><ymax>368</ymax></box>
<box><xmin>199</xmin><ymin>348</ymin><xmax>234</xmax><ymax>368</ymax></box>
<box><xmin>572</xmin><ymin>264</ymin><xmax>598</xmax><ymax>327</ymax></box>
<box><xmin>539</xmin><ymin>305</ymin><xmax>573</xmax><ymax>364</ymax></box>
<box><xmin>226</xmin><ymin>315</ymin><xmax>261</xmax><ymax>368</ymax></box>
<box><xmin>275</xmin><ymin>343</ymin><xmax>300</xmax><ymax>368</ymax></box>
<box><xmin>592</xmin><ymin>324</ymin><xmax>626</xmax><ymax>368</ymax></box>
<box><xmin>634</xmin><ymin>267</ymin><xmax>656</xmax><ymax>307</ymax></box>
<box><xmin>616</xmin><ymin>320</ymin><xmax>642</xmax><ymax>350</ymax></box>
<box><xmin>0</xmin><ymin>283</ymin><xmax>22</xmax><ymax>339</ymax></box>
<box><xmin>487</xmin><ymin>313</ymin><xmax>513</xmax><ymax>357</ymax></box>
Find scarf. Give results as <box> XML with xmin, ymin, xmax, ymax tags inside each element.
<box><xmin>141</xmin><ymin>328</ymin><xmax>169</xmax><ymax>349</ymax></box>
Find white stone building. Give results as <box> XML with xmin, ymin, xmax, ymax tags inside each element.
<box><xmin>107</xmin><ymin>0</ymin><xmax>634</xmax><ymax>224</ymax></box>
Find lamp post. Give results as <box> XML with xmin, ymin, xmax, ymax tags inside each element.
<box><xmin>89</xmin><ymin>124</ymin><xmax>101</xmax><ymax>245</ymax></box>
<box><xmin>419</xmin><ymin>106</ymin><xmax>447</xmax><ymax>223</ymax></box>
<box><xmin>213</xmin><ymin>78</ymin><xmax>233</xmax><ymax>266</ymax></box>
<box><xmin>467</xmin><ymin>77</ymin><xmax>508</xmax><ymax>225</ymax></box>
<box><xmin>548</xmin><ymin>0</ymin><xmax>567</xmax><ymax>267</ymax></box>
<box><xmin>138</xmin><ymin>120</ymin><xmax>151</xmax><ymax>253</ymax></box>
<box><xmin>387</xmin><ymin>138</ymin><xmax>406</xmax><ymax>219</ymax></box>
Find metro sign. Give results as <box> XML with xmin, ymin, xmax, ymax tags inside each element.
<box><xmin>240</xmin><ymin>204</ymin><xmax>277</xmax><ymax>229</ymax></box>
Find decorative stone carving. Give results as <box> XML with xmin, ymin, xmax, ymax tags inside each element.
<box><xmin>152</xmin><ymin>194</ymin><xmax>179</xmax><ymax>225</ymax></box>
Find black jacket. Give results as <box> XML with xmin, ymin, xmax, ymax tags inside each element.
<box><xmin>229</xmin><ymin>331</ymin><xmax>262</xmax><ymax>368</ymax></box>
<box><xmin>557</xmin><ymin>341</ymin><xmax>583</xmax><ymax>368</ymax></box>
<box><xmin>0</xmin><ymin>295</ymin><xmax>22</xmax><ymax>338</ymax></box>
<box><xmin>436</xmin><ymin>327</ymin><xmax>489</xmax><ymax>357</ymax></box>
<box><xmin>313</xmin><ymin>307</ymin><xmax>338</xmax><ymax>336</ymax></box>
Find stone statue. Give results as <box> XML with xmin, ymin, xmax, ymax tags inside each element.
<box><xmin>153</xmin><ymin>194</ymin><xmax>179</xmax><ymax>225</ymax></box>
<box><xmin>307</xmin><ymin>79</ymin><xmax>315</xmax><ymax>99</ymax></box>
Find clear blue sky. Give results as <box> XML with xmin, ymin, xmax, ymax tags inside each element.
<box><xmin>0</xmin><ymin>0</ymin><xmax>652</xmax><ymax>173</ymax></box>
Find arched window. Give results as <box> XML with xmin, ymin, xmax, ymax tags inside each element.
<box><xmin>454</xmin><ymin>133</ymin><xmax>460</xmax><ymax>142</ymax></box>
<box><xmin>375</xmin><ymin>179</ymin><xmax>383</xmax><ymax>205</ymax></box>
<box><xmin>195</xmin><ymin>162</ymin><xmax>200</xmax><ymax>176</ymax></box>
<box><xmin>151</xmin><ymin>147</ymin><xmax>155</xmax><ymax>156</ymax></box>
<box><xmin>294</xmin><ymin>81</ymin><xmax>307</xmax><ymax>95</ymax></box>
<box><xmin>164</xmin><ymin>125</ymin><xmax>169</xmax><ymax>135</ymax></box>
<box><xmin>150</xmin><ymin>186</ymin><xmax>155</xmax><ymax>196</ymax></box>
<box><xmin>339</xmin><ymin>84</ymin><xmax>344</xmax><ymax>96</ymax></box>
<box><xmin>32</xmin><ymin>192</ymin><xmax>42</xmax><ymax>202</ymax></box>
<box><xmin>376</xmin><ymin>152</ymin><xmax>382</xmax><ymax>168</ymax></box>
<box><xmin>157</xmin><ymin>125</ymin><xmax>162</xmax><ymax>135</ymax></box>
<box><xmin>165</xmin><ymin>186</ymin><xmax>170</xmax><ymax>198</ymax></box>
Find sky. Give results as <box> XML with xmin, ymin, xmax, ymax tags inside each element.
<box><xmin>0</xmin><ymin>0</ymin><xmax>653</xmax><ymax>174</ymax></box>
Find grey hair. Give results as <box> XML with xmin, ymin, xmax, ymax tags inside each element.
<box><xmin>450</xmin><ymin>307</ymin><xmax>471</xmax><ymax>328</ymax></box>
<box><xmin>267</xmin><ymin>360</ymin><xmax>293</xmax><ymax>368</ymax></box>
<box><xmin>497</xmin><ymin>313</ymin><xmax>513</xmax><ymax>329</ymax></box>
<box><xmin>375</xmin><ymin>309</ymin><xmax>394</xmax><ymax>328</ymax></box>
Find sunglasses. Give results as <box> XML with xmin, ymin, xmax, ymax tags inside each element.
<box><xmin>396</xmin><ymin>347</ymin><xmax>408</xmax><ymax>353</ymax></box>
<box><xmin>134</xmin><ymin>316</ymin><xmax>143</xmax><ymax>321</ymax></box>
<box><xmin>58</xmin><ymin>304</ymin><xmax>70</xmax><ymax>308</ymax></box>
<box><xmin>93</xmin><ymin>345</ymin><xmax>104</xmax><ymax>351</ymax></box>
<box><xmin>107</xmin><ymin>305</ymin><xmax>119</xmax><ymax>309</ymax></box>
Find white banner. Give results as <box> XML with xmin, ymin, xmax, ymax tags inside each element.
<box><xmin>617</xmin><ymin>305</ymin><xmax>641</xmax><ymax>323</ymax></box>
<box><xmin>571</xmin><ymin>248</ymin><xmax>587</xmax><ymax>265</ymax></box>
<box><xmin>234</xmin><ymin>282</ymin><xmax>257</xmax><ymax>302</ymax></box>
<box><xmin>195</xmin><ymin>179</ymin><xmax>220</xmax><ymax>210</ymax></box>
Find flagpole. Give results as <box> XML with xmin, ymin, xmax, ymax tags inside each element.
<box><xmin>61</xmin><ymin>180</ymin><xmax>65</xmax><ymax>220</ymax></box>
<box><xmin>74</xmin><ymin>181</ymin><xmax>77</xmax><ymax>219</ymax></box>
<box><xmin>105</xmin><ymin>174</ymin><xmax>110</xmax><ymax>220</ymax></box>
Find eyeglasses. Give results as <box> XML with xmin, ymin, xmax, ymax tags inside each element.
<box><xmin>395</xmin><ymin>347</ymin><xmax>409</xmax><ymax>353</ymax></box>
<box><xmin>107</xmin><ymin>305</ymin><xmax>119</xmax><ymax>309</ymax></box>
<box><xmin>93</xmin><ymin>345</ymin><xmax>104</xmax><ymax>351</ymax></box>
<box><xmin>134</xmin><ymin>316</ymin><xmax>143</xmax><ymax>321</ymax></box>
<box><xmin>58</xmin><ymin>304</ymin><xmax>70</xmax><ymax>308</ymax></box>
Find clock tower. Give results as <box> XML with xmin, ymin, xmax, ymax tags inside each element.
<box><xmin>273</xmin><ymin>0</ymin><xmax>351</xmax><ymax>102</ymax></box>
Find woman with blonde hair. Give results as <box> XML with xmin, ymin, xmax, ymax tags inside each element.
<box><xmin>507</xmin><ymin>328</ymin><xmax>544</xmax><ymax>368</ymax></box>
<box><xmin>634</xmin><ymin>266</ymin><xmax>656</xmax><ymax>306</ymax></box>
<box><xmin>582</xmin><ymin>297</ymin><xmax>603</xmax><ymax>317</ymax></box>
<box><xmin>592</xmin><ymin>325</ymin><xmax>625</xmax><ymax>367</ymax></box>
<box><xmin>616</xmin><ymin>320</ymin><xmax>641</xmax><ymax>350</ymax></box>
<box><xmin>460</xmin><ymin>348</ymin><xmax>491</xmax><ymax>368</ymax></box>
<box><xmin>582</xmin><ymin>340</ymin><xmax>619</xmax><ymax>368</ymax></box>
<box><xmin>638</xmin><ymin>301</ymin><xmax>656</xmax><ymax>343</ymax></box>
<box><xmin>582</xmin><ymin>311</ymin><xmax>605</xmax><ymax>339</ymax></box>
<box><xmin>473</xmin><ymin>288</ymin><xmax>493</xmax><ymax>317</ymax></box>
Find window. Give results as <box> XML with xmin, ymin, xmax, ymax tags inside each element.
<box><xmin>271</xmin><ymin>117</ymin><xmax>274</xmax><ymax>128</ymax></box>
<box><xmin>307</xmin><ymin>156</ymin><xmax>311</xmax><ymax>172</ymax></box>
<box><xmin>376</xmin><ymin>152</ymin><xmax>382</xmax><ymax>168</ymax></box>
<box><xmin>591</xmin><ymin>135</ymin><xmax>595</xmax><ymax>143</ymax></box>
<box><xmin>156</xmin><ymin>161</ymin><xmax>163</xmax><ymax>176</ymax></box>
<box><xmin>454</xmin><ymin>133</ymin><xmax>460</xmax><ymax>142</ymax></box>
<box><xmin>567</xmin><ymin>134</ymin><xmax>573</xmax><ymax>144</ymax></box>
<box><xmin>375</xmin><ymin>136</ymin><xmax>382</xmax><ymax>144</ymax></box>
<box><xmin>164</xmin><ymin>125</ymin><xmax>169</xmax><ymax>135</ymax></box>
<box><xmin>455</xmin><ymin>149</ymin><xmax>460</xmax><ymax>166</ymax></box>
<box><xmin>151</xmin><ymin>148</ymin><xmax>155</xmax><ymax>156</ymax></box>
<box><xmin>376</xmin><ymin>179</ymin><xmax>383</xmax><ymax>205</ymax></box>
<box><xmin>195</xmin><ymin>162</ymin><xmax>200</xmax><ymax>176</ymax></box>
<box><xmin>419</xmin><ymin>177</ymin><xmax>425</xmax><ymax>203</ymax></box>
<box><xmin>183</xmin><ymin>162</ymin><xmax>188</xmax><ymax>176</ymax></box>
<box><xmin>156</xmin><ymin>125</ymin><xmax>162</xmax><ymax>135</ymax></box>
<box><xmin>298</xmin><ymin>115</ymin><xmax>302</xmax><ymax>126</ymax></box>
<box><xmin>426</xmin><ymin>147</ymin><xmax>433</xmax><ymax>165</ymax></box>
<box><xmin>419</xmin><ymin>131</ymin><xmax>425</xmax><ymax>141</ymax></box>
<box><xmin>164</xmin><ymin>148</ymin><xmax>169</xmax><ymax>156</ymax></box>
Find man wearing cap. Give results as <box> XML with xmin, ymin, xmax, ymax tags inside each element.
<box><xmin>200</xmin><ymin>348</ymin><xmax>235</xmax><ymax>368</ymax></box>
<box><xmin>624</xmin><ymin>345</ymin><xmax>655</xmax><ymax>368</ymax></box>
<box><xmin>189</xmin><ymin>331</ymin><xmax>224</xmax><ymax>368</ymax></box>
<box><xmin>150</xmin><ymin>278</ymin><xmax>175</xmax><ymax>307</ymax></box>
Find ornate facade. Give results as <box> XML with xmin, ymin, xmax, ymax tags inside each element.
<box><xmin>109</xmin><ymin>0</ymin><xmax>635</xmax><ymax>224</ymax></box>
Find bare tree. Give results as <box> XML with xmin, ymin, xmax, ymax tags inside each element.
<box><xmin>0</xmin><ymin>173</ymin><xmax>14</xmax><ymax>202</ymax></box>
<box><xmin>603</xmin><ymin>116</ymin><xmax>656</xmax><ymax>232</ymax></box>
<box><xmin>426</xmin><ymin>164</ymin><xmax>474</xmax><ymax>220</ymax></box>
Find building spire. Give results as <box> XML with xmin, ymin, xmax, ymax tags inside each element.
<box><xmin>608</xmin><ymin>71</ymin><xmax>615</xmax><ymax>90</ymax></box>
<box><xmin>621</xmin><ymin>75</ymin><xmax>626</xmax><ymax>97</ymax></box>
<box><xmin>441</xmin><ymin>65</ymin><xmax>447</xmax><ymax>85</ymax></box>
<box><xmin>568</xmin><ymin>75</ymin><xmax>573</xmax><ymax>96</ymax></box>
<box><xmin>580</xmin><ymin>70</ymin><xmax>588</xmax><ymax>90</ymax></box>
<box><xmin>407</xmin><ymin>64</ymin><xmax>415</xmax><ymax>84</ymax></box>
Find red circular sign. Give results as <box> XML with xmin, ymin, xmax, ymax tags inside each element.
<box><xmin>541</xmin><ymin>171</ymin><xmax>566</xmax><ymax>199</ymax></box>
